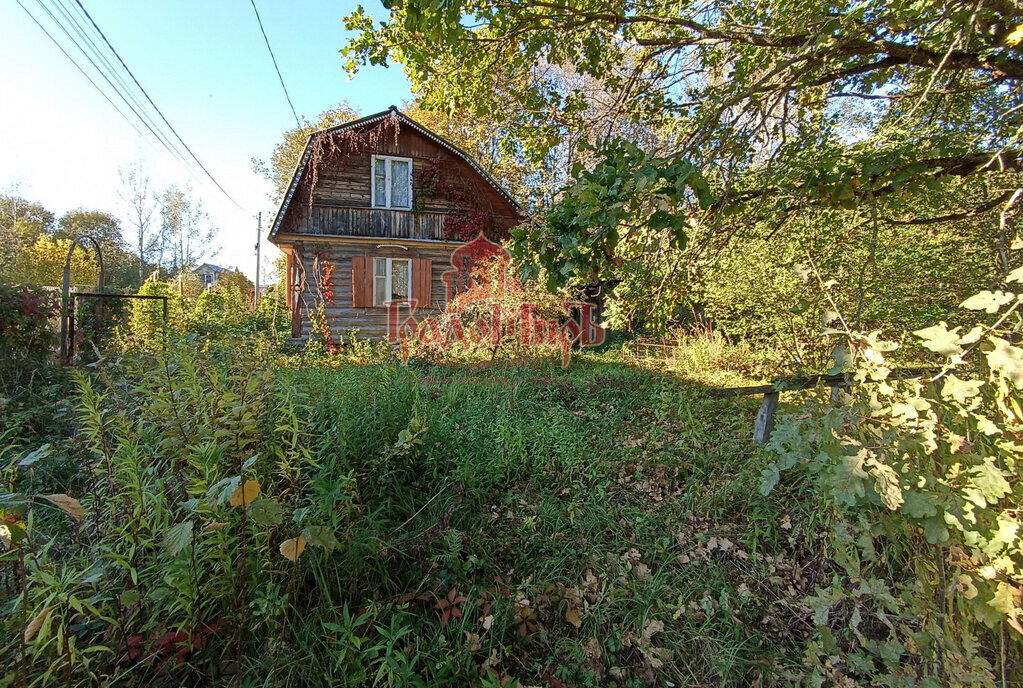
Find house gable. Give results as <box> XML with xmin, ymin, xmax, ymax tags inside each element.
<box><xmin>268</xmin><ymin>108</ymin><xmax>524</xmax><ymax>244</ymax></box>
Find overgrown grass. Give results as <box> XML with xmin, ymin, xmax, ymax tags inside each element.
<box><xmin>1</xmin><ymin>337</ymin><xmax>1016</xmax><ymax>686</ymax></box>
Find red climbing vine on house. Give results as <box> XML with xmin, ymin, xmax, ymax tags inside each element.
<box><xmin>413</xmin><ymin>157</ymin><xmax>495</xmax><ymax>241</ymax></box>
<box><xmin>310</xmin><ymin>252</ymin><xmax>339</xmax><ymax>353</ymax></box>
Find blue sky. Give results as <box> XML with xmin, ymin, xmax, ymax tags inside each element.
<box><xmin>0</xmin><ymin>0</ymin><xmax>412</xmax><ymax>282</ymax></box>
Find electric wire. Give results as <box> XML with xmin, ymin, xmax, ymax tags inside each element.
<box><xmin>45</xmin><ymin>0</ymin><xmax>183</xmax><ymax>164</ymax></box>
<box><xmin>71</xmin><ymin>0</ymin><xmax>246</xmax><ymax>211</ymax></box>
<box><xmin>248</xmin><ymin>0</ymin><xmax>301</xmax><ymax>129</ymax></box>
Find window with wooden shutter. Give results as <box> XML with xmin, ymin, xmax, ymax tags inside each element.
<box><xmin>412</xmin><ymin>259</ymin><xmax>432</xmax><ymax>308</ymax></box>
<box><xmin>351</xmin><ymin>256</ymin><xmax>373</xmax><ymax>308</ymax></box>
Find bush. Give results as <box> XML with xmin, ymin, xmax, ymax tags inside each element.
<box><xmin>0</xmin><ymin>285</ymin><xmax>59</xmax><ymax>398</ymax></box>
<box><xmin>761</xmin><ymin>278</ymin><xmax>1023</xmax><ymax>684</ymax></box>
<box><xmin>126</xmin><ymin>280</ymin><xmax>182</xmax><ymax>347</ymax></box>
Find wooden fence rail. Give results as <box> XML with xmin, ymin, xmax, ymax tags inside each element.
<box><xmin>708</xmin><ymin>367</ymin><xmax>938</xmax><ymax>443</ymax></box>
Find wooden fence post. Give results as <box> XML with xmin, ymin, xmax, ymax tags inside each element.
<box><xmin>754</xmin><ymin>391</ymin><xmax>779</xmax><ymax>444</ymax></box>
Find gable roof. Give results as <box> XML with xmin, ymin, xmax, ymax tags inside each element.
<box><xmin>268</xmin><ymin>107</ymin><xmax>523</xmax><ymax>240</ymax></box>
<box><xmin>194</xmin><ymin>263</ymin><xmax>232</xmax><ymax>274</ymax></box>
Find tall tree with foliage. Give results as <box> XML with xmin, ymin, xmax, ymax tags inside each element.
<box><xmin>343</xmin><ymin>0</ymin><xmax>1023</xmax><ymax>333</ymax></box>
<box><xmin>252</xmin><ymin>102</ymin><xmax>361</xmax><ymax>204</ymax></box>
<box><xmin>152</xmin><ymin>187</ymin><xmax>216</xmax><ymax>273</ymax></box>
<box><xmin>0</xmin><ymin>192</ymin><xmax>55</xmax><ymax>278</ymax></box>
<box><xmin>55</xmin><ymin>209</ymin><xmax>138</xmax><ymax>288</ymax></box>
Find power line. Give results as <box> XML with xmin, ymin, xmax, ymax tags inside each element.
<box><xmin>71</xmin><ymin>0</ymin><xmax>246</xmax><ymax>211</ymax></box>
<box><xmin>14</xmin><ymin>0</ymin><xmax>147</xmax><ymax>143</ymax></box>
<box><xmin>30</xmin><ymin>0</ymin><xmax>198</xmax><ymax>177</ymax></box>
<box><xmin>248</xmin><ymin>0</ymin><xmax>301</xmax><ymax>129</ymax></box>
<box><xmin>43</xmin><ymin>0</ymin><xmax>184</xmax><ymax>166</ymax></box>
<box><xmin>51</xmin><ymin>0</ymin><xmax>157</xmax><ymax>135</ymax></box>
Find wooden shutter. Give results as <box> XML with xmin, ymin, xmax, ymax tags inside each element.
<box><xmin>352</xmin><ymin>256</ymin><xmax>373</xmax><ymax>308</ymax></box>
<box><xmin>412</xmin><ymin>259</ymin><xmax>432</xmax><ymax>309</ymax></box>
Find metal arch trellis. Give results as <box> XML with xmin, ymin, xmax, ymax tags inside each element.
<box><xmin>60</xmin><ymin>234</ymin><xmax>104</xmax><ymax>363</ymax></box>
<box><xmin>58</xmin><ymin>234</ymin><xmax>169</xmax><ymax>363</ymax></box>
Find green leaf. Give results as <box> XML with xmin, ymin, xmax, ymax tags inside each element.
<box><xmin>119</xmin><ymin>590</ymin><xmax>141</xmax><ymax>607</ymax></box>
<box><xmin>986</xmin><ymin>337</ymin><xmax>1023</xmax><ymax>387</ymax></box>
<box><xmin>971</xmin><ymin>458</ymin><xmax>1011</xmax><ymax>501</ymax></box>
<box><xmin>303</xmin><ymin>525</ymin><xmax>338</xmax><ymax>552</ymax></box>
<box><xmin>164</xmin><ymin>520</ymin><xmax>194</xmax><ymax>557</ymax></box>
<box><xmin>985</xmin><ymin>516</ymin><xmax>1019</xmax><ymax>556</ymax></box>
<box><xmin>922</xmin><ymin>516</ymin><xmax>950</xmax><ymax>544</ymax></box>
<box><xmin>759</xmin><ymin>465</ymin><xmax>780</xmax><ymax>495</ymax></box>
<box><xmin>828</xmin><ymin>453</ymin><xmax>869</xmax><ymax>506</ymax></box>
<box><xmin>960</xmin><ymin>290</ymin><xmax>1014</xmax><ymax>313</ymax></box>
<box><xmin>867</xmin><ymin>460</ymin><xmax>903</xmax><ymax>510</ymax></box>
<box><xmin>974</xmin><ymin>414</ymin><xmax>1002</xmax><ymax>436</ymax></box>
<box><xmin>207</xmin><ymin>476</ymin><xmax>241</xmax><ymax>506</ymax></box>
<box><xmin>18</xmin><ymin>444</ymin><xmax>51</xmax><ymax>467</ymax></box>
<box><xmin>983</xmin><ymin>582</ymin><xmax>1019</xmax><ymax>626</ymax></box>
<box><xmin>941</xmin><ymin>375</ymin><xmax>983</xmax><ymax>404</ymax></box>
<box><xmin>913</xmin><ymin>324</ymin><xmax>963</xmax><ymax>356</ymax></box>
<box><xmin>648</xmin><ymin>209</ymin><xmax>673</xmax><ymax>229</ymax></box>
<box><xmin>828</xmin><ymin>342</ymin><xmax>853</xmax><ymax>375</ymax></box>
<box><xmin>900</xmin><ymin>491</ymin><xmax>938</xmax><ymax>518</ymax></box>
<box><xmin>249</xmin><ymin>498</ymin><xmax>284</xmax><ymax>527</ymax></box>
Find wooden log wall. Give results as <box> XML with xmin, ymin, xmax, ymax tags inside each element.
<box><xmin>295</xmin><ymin>239</ymin><xmax>458</xmax><ymax>341</ymax></box>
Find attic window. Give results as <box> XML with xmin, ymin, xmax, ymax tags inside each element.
<box><xmin>372</xmin><ymin>155</ymin><xmax>413</xmax><ymax>209</ymax></box>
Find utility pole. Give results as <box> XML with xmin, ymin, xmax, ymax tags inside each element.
<box><xmin>254</xmin><ymin>212</ymin><xmax>261</xmax><ymax>306</ymax></box>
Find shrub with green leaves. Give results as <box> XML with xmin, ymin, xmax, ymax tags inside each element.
<box><xmin>762</xmin><ymin>273</ymin><xmax>1023</xmax><ymax>684</ymax></box>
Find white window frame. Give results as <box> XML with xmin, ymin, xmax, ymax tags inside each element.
<box><xmin>371</xmin><ymin>155</ymin><xmax>414</xmax><ymax>210</ymax></box>
<box><xmin>373</xmin><ymin>257</ymin><xmax>413</xmax><ymax>307</ymax></box>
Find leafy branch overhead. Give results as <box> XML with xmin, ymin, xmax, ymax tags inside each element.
<box><xmin>344</xmin><ymin>0</ymin><xmax>1023</xmax><ymax>329</ymax></box>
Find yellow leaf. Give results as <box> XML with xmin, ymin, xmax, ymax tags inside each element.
<box><xmin>229</xmin><ymin>480</ymin><xmax>261</xmax><ymax>508</ymax></box>
<box><xmin>1006</xmin><ymin>24</ymin><xmax>1023</xmax><ymax>47</ymax></box>
<box><xmin>565</xmin><ymin>604</ymin><xmax>582</xmax><ymax>628</ymax></box>
<box><xmin>279</xmin><ymin>535</ymin><xmax>306</xmax><ymax>562</ymax></box>
<box><xmin>24</xmin><ymin>605</ymin><xmax>51</xmax><ymax>642</ymax></box>
<box><xmin>202</xmin><ymin>521</ymin><xmax>231</xmax><ymax>533</ymax></box>
<box><xmin>41</xmin><ymin>494</ymin><xmax>86</xmax><ymax>521</ymax></box>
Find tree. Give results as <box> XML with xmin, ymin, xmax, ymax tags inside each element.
<box><xmin>6</xmin><ymin>235</ymin><xmax>101</xmax><ymax>287</ymax></box>
<box><xmin>342</xmin><ymin>0</ymin><xmax>1023</xmax><ymax>333</ymax></box>
<box><xmin>119</xmin><ymin>164</ymin><xmax>157</xmax><ymax>281</ymax></box>
<box><xmin>218</xmin><ymin>269</ymin><xmax>255</xmax><ymax>302</ymax></box>
<box><xmin>55</xmin><ymin>209</ymin><xmax>138</xmax><ymax>288</ymax></box>
<box><xmin>0</xmin><ymin>192</ymin><xmax>55</xmax><ymax>278</ymax></box>
<box><xmin>153</xmin><ymin>187</ymin><xmax>216</xmax><ymax>273</ymax></box>
<box><xmin>252</xmin><ymin>102</ymin><xmax>361</xmax><ymax>204</ymax></box>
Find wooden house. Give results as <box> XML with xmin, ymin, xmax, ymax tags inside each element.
<box><xmin>193</xmin><ymin>263</ymin><xmax>235</xmax><ymax>288</ymax></box>
<box><xmin>267</xmin><ymin>107</ymin><xmax>526</xmax><ymax>341</ymax></box>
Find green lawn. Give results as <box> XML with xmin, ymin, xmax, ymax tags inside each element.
<box><xmin>0</xmin><ymin>344</ymin><xmax>970</xmax><ymax>686</ymax></box>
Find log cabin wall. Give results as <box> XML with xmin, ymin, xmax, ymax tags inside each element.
<box><xmin>288</xmin><ymin>237</ymin><xmax>461</xmax><ymax>341</ymax></box>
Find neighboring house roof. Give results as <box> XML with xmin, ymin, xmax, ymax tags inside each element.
<box><xmin>194</xmin><ymin>263</ymin><xmax>232</xmax><ymax>274</ymax></box>
<box><xmin>268</xmin><ymin>106</ymin><xmax>523</xmax><ymax>241</ymax></box>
